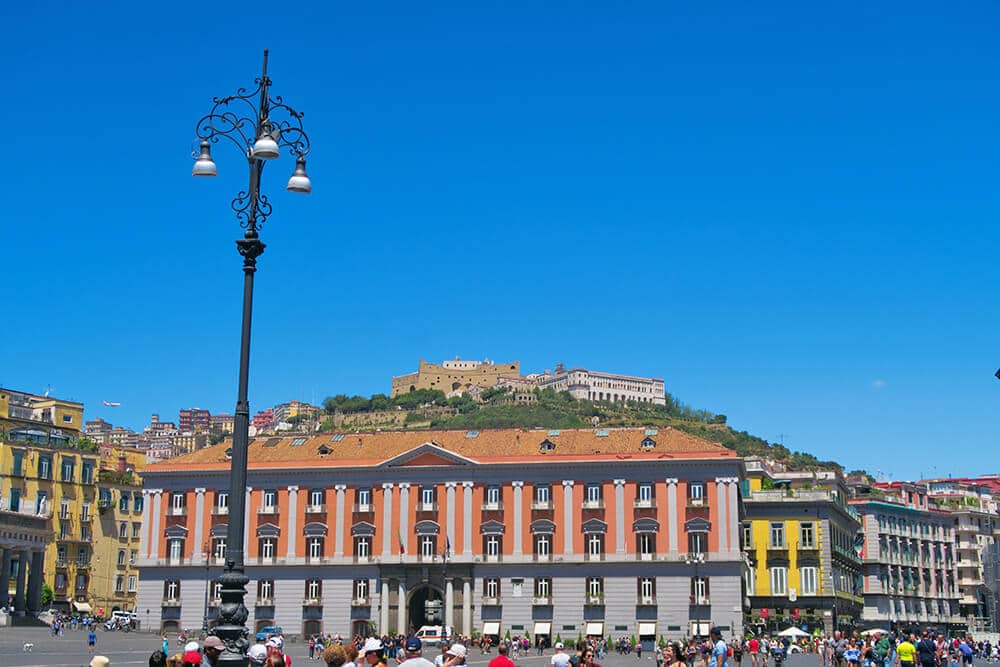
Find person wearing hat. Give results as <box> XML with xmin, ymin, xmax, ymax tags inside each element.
<box><xmin>552</xmin><ymin>642</ymin><xmax>571</xmax><ymax>667</ymax></box>
<box><xmin>183</xmin><ymin>650</ymin><xmax>205</xmax><ymax>667</ymax></box>
<box><xmin>399</xmin><ymin>637</ymin><xmax>436</xmax><ymax>667</ymax></box>
<box><xmin>248</xmin><ymin>644</ymin><xmax>269</xmax><ymax>666</ymax></box>
<box><xmin>185</xmin><ymin>641</ymin><xmax>202</xmax><ymax>654</ymax></box>
<box><xmin>202</xmin><ymin>636</ymin><xmax>226</xmax><ymax>667</ymax></box>
<box><xmin>267</xmin><ymin>636</ymin><xmax>292</xmax><ymax>667</ymax></box>
<box><xmin>710</xmin><ymin>628</ymin><xmax>728</xmax><ymax>667</ymax></box>
<box><xmin>90</xmin><ymin>657</ymin><xmax>111</xmax><ymax>667</ymax></box>
<box><xmin>362</xmin><ymin>637</ymin><xmax>388</xmax><ymax>667</ymax></box>
<box><xmin>444</xmin><ymin>644</ymin><xmax>468</xmax><ymax>667</ymax></box>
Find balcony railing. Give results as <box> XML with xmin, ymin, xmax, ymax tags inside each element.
<box><xmin>256</xmin><ymin>598</ymin><xmax>274</xmax><ymax>607</ymax></box>
<box><xmin>690</xmin><ymin>596</ymin><xmax>710</xmax><ymax>605</ymax></box>
<box><xmin>532</xmin><ymin>596</ymin><xmax>551</xmax><ymax>606</ymax></box>
<box><xmin>582</xmin><ymin>499</ymin><xmax>604</xmax><ymax>509</ymax></box>
<box><xmin>481</xmin><ymin>501</ymin><xmax>503</xmax><ymax>511</ymax></box>
<box><xmin>585</xmin><ymin>595</ymin><xmax>605</xmax><ymax>606</ymax></box>
<box><xmin>305</xmin><ymin>504</ymin><xmax>326</xmax><ymax>514</ymax></box>
<box><xmin>531</xmin><ymin>500</ymin><xmax>552</xmax><ymax>510</ymax></box>
<box><xmin>351</xmin><ymin>597</ymin><xmax>370</xmax><ymax>606</ymax></box>
<box><xmin>211</xmin><ymin>506</ymin><xmax>229</xmax><ymax>515</ymax></box>
<box><xmin>534</xmin><ymin>553</ymin><xmax>551</xmax><ymax>562</ymax></box>
<box><xmin>257</xmin><ymin>505</ymin><xmax>278</xmax><ymax>515</ymax></box>
<box><xmin>687</xmin><ymin>497</ymin><xmax>704</xmax><ymax>507</ymax></box>
<box><xmin>169</xmin><ymin>506</ymin><xmax>185</xmax><ymax>516</ymax></box>
<box><xmin>417</xmin><ymin>502</ymin><xmax>438</xmax><ymax>512</ymax></box>
<box><xmin>799</xmin><ymin>542</ymin><xmax>819</xmax><ymax>551</ymax></box>
<box><xmin>162</xmin><ymin>598</ymin><xmax>181</xmax><ymax>607</ymax></box>
<box><xmin>353</xmin><ymin>503</ymin><xmax>373</xmax><ymax>513</ymax></box>
<box><xmin>303</xmin><ymin>597</ymin><xmax>322</xmax><ymax>606</ymax></box>
<box><xmin>768</xmin><ymin>541</ymin><xmax>788</xmax><ymax>550</ymax></box>
<box><xmin>637</xmin><ymin>551</ymin><xmax>655</xmax><ymax>561</ymax></box>
<box><xmin>481</xmin><ymin>596</ymin><xmax>501</xmax><ymax>606</ymax></box>
<box><xmin>55</xmin><ymin>559</ymin><xmax>68</xmax><ymax>568</ymax></box>
<box><xmin>633</xmin><ymin>498</ymin><xmax>655</xmax><ymax>509</ymax></box>
<box><xmin>485</xmin><ymin>553</ymin><xmax>501</xmax><ymax>563</ymax></box>
<box><xmin>640</xmin><ymin>595</ymin><xmax>656</xmax><ymax>605</ymax></box>
<box><xmin>354</xmin><ymin>555</ymin><xmax>372</xmax><ymax>564</ymax></box>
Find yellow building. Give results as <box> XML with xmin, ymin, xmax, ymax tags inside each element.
<box><xmin>742</xmin><ymin>458</ymin><xmax>864</xmax><ymax>634</ymax></box>
<box><xmin>0</xmin><ymin>388</ymin><xmax>145</xmax><ymax>616</ymax></box>
<box><xmin>390</xmin><ymin>357</ymin><xmax>521</xmax><ymax>397</ymax></box>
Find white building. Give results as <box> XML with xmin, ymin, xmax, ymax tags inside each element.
<box><xmin>536</xmin><ymin>368</ymin><xmax>666</xmax><ymax>406</ymax></box>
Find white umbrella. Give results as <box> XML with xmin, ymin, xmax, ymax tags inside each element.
<box><xmin>777</xmin><ymin>627</ymin><xmax>809</xmax><ymax>638</ymax></box>
<box><xmin>861</xmin><ymin>629</ymin><xmax>889</xmax><ymax>636</ymax></box>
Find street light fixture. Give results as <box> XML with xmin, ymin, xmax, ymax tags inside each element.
<box><xmin>191</xmin><ymin>49</ymin><xmax>312</xmax><ymax>667</ymax></box>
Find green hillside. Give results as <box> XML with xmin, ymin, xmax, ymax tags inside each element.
<box><xmin>321</xmin><ymin>387</ymin><xmax>839</xmax><ymax>472</ymax></box>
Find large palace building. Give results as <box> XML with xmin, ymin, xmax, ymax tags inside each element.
<box><xmin>136</xmin><ymin>427</ymin><xmax>746</xmax><ymax>642</ymax></box>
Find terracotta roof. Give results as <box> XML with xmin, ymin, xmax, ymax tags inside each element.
<box><xmin>147</xmin><ymin>426</ymin><xmax>734</xmax><ymax>473</ymax></box>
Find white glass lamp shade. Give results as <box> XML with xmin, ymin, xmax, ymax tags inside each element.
<box><xmin>251</xmin><ymin>131</ymin><xmax>280</xmax><ymax>160</ymax></box>
<box><xmin>286</xmin><ymin>156</ymin><xmax>312</xmax><ymax>194</ymax></box>
<box><xmin>192</xmin><ymin>141</ymin><xmax>218</xmax><ymax>177</ymax></box>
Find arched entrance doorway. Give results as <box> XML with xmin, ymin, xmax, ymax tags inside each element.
<box><xmin>407</xmin><ymin>585</ymin><xmax>444</xmax><ymax>634</ymax></box>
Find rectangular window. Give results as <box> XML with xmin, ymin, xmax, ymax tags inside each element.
<box><xmin>800</xmin><ymin>522</ymin><xmax>815</xmax><ymax>549</ymax></box>
<box><xmin>261</xmin><ymin>538</ymin><xmax>275</xmax><ymax>559</ymax></box>
<box><xmin>164</xmin><ymin>580</ymin><xmax>180</xmax><ymax>600</ymax></box>
<box><xmin>171</xmin><ymin>493</ymin><xmax>185</xmax><ymax>513</ymax></box>
<box><xmin>257</xmin><ymin>579</ymin><xmax>273</xmax><ymax>602</ymax></box>
<box><xmin>688</xmin><ymin>532</ymin><xmax>706</xmax><ymax>554</ymax></box>
<box><xmin>801</xmin><ymin>566</ymin><xmax>818</xmax><ymax>595</ymax></box>
<box><xmin>213</xmin><ymin>537</ymin><xmax>227</xmax><ymax>561</ymax></box>
<box><xmin>262</xmin><ymin>489</ymin><xmax>276</xmax><ymax>510</ymax></box>
<box><xmin>119</xmin><ymin>492</ymin><xmax>129</xmax><ymax>512</ymax></box>
<box><xmin>585</xmin><ymin>484</ymin><xmax>602</xmax><ymax>505</ymax></box>
<box><xmin>127</xmin><ymin>575</ymin><xmax>137</xmax><ymax>593</ymax></box>
<box><xmin>420</xmin><ymin>535</ymin><xmax>436</xmax><ymax>558</ymax></box>
<box><xmin>770</xmin><ymin>522</ymin><xmax>785</xmax><ymax>548</ymax></box>
<box><xmin>535</xmin><ymin>534</ymin><xmax>550</xmax><ymax>558</ymax></box>
<box><xmin>511</xmin><ymin>579</ymin><xmax>523</xmax><ymax>597</ymax></box>
<box><xmin>168</xmin><ymin>539</ymin><xmax>182</xmax><ymax>561</ymax></box>
<box><xmin>60</xmin><ymin>500</ymin><xmax>70</xmax><ymax>520</ymax></box>
<box><xmin>587</xmin><ymin>577</ymin><xmax>604</xmax><ymax>598</ymax></box>
<box><xmin>115</xmin><ymin>575</ymin><xmax>125</xmax><ymax>594</ymax></box>
<box><xmin>420</xmin><ymin>486</ymin><xmax>435</xmax><ymax>508</ymax></box>
<box><xmin>691</xmin><ymin>576</ymin><xmax>710</xmax><ymax>604</ymax></box>
<box><xmin>639</xmin><ymin>577</ymin><xmax>655</xmax><ymax>601</ymax></box>
<box><xmin>744</xmin><ymin>568</ymin><xmax>756</xmax><ymax>596</ymax></box>
<box><xmin>309</xmin><ymin>489</ymin><xmax>324</xmax><ymax>507</ymax></box>
<box><xmin>638</xmin><ymin>532</ymin><xmax>655</xmax><ymax>557</ymax></box>
<box><xmin>308</xmin><ymin>537</ymin><xmax>323</xmax><ymax>559</ymax></box>
<box><xmin>118</xmin><ymin>522</ymin><xmax>127</xmax><ymax>539</ymax></box>
<box><xmin>485</xmin><ymin>485</ymin><xmax>501</xmax><ymax>506</ymax></box>
<box><xmin>81</xmin><ymin>462</ymin><xmax>94</xmax><ymax>485</ymax></box>
<box><xmin>637</xmin><ymin>483</ymin><xmax>653</xmax><ymax>505</ymax></box>
<box><xmin>61</xmin><ymin>459</ymin><xmax>75</xmax><ymax>482</ymax></box>
<box><xmin>9</xmin><ymin>488</ymin><xmax>20</xmax><ymax>512</ymax></box>
<box><xmin>355</xmin><ymin>537</ymin><xmax>370</xmax><ymax>559</ymax></box>
<box><xmin>587</xmin><ymin>533</ymin><xmax>604</xmax><ymax>557</ymax></box>
<box><xmin>306</xmin><ymin>579</ymin><xmax>322</xmax><ymax>600</ymax></box>
<box><xmin>742</xmin><ymin>523</ymin><xmax>752</xmax><ymax>550</ymax></box>
<box><xmin>535</xmin><ymin>485</ymin><xmax>550</xmax><ymax>505</ymax></box>
<box><xmin>132</xmin><ymin>523</ymin><xmax>141</xmax><ymax>539</ymax></box>
<box><xmin>12</xmin><ymin>451</ymin><xmax>24</xmax><ymax>476</ymax></box>
<box><xmin>485</xmin><ymin>535</ymin><xmax>501</xmax><ymax>557</ymax></box>
<box><xmin>357</xmin><ymin>488</ymin><xmax>371</xmax><ymax>509</ymax></box>
<box><xmin>35</xmin><ymin>491</ymin><xmax>48</xmax><ymax>515</ymax></box>
<box><xmin>484</xmin><ymin>577</ymin><xmax>499</xmax><ymax>599</ymax></box>
<box><xmin>534</xmin><ymin>577</ymin><xmax>551</xmax><ymax>598</ymax></box>
<box><xmin>689</xmin><ymin>482</ymin><xmax>704</xmax><ymax>502</ymax></box>
<box><xmin>57</xmin><ymin>545</ymin><xmax>67</xmax><ymax>563</ymax></box>
<box><xmin>770</xmin><ymin>566</ymin><xmax>787</xmax><ymax>595</ymax></box>
<box><xmin>80</xmin><ymin>525</ymin><xmax>91</xmax><ymax>541</ymax></box>
<box><xmin>354</xmin><ymin>579</ymin><xmax>368</xmax><ymax>600</ymax></box>
<box><xmin>216</xmin><ymin>492</ymin><xmax>228</xmax><ymax>513</ymax></box>
<box><xmin>38</xmin><ymin>456</ymin><xmax>52</xmax><ymax>480</ymax></box>
<box><xmin>133</xmin><ymin>494</ymin><xmax>143</xmax><ymax>512</ymax></box>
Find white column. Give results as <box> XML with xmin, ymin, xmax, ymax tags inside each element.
<box><xmin>399</xmin><ymin>483</ymin><xmax>411</xmax><ymax>556</ymax></box>
<box><xmin>666</xmin><ymin>478</ymin><xmax>679</xmax><ymax>555</ymax></box>
<box><xmin>562</xmin><ymin>480</ymin><xmax>575</xmax><ymax>556</ymax></box>
<box><xmin>397</xmin><ymin>579</ymin><xmax>406</xmax><ymax>634</ymax></box>
<box><xmin>382</xmin><ymin>484</ymin><xmax>394</xmax><ymax>557</ymax></box>
<box><xmin>380</xmin><ymin>579</ymin><xmax>390</xmax><ymax>632</ymax></box>
<box><xmin>715</xmin><ymin>478</ymin><xmax>728</xmax><ymax>553</ymax></box>
<box><xmin>334</xmin><ymin>484</ymin><xmax>347</xmax><ymax>557</ymax></box>
<box><xmin>614</xmin><ymin>479</ymin><xmax>626</xmax><ymax>554</ymax></box>
<box><xmin>445</xmin><ymin>482</ymin><xmax>457</xmax><ymax>554</ymax></box>
<box><xmin>727</xmin><ymin>478</ymin><xmax>740</xmax><ymax>555</ymax></box>
<box><xmin>286</xmin><ymin>485</ymin><xmax>299</xmax><ymax>558</ymax></box>
<box><xmin>193</xmin><ymin>488</ymin><xmax>206</xmax><ymax>563</ymax></box>
<box><xmin>244</xmin><ymin>486</ymin><xmax>252</xmax><ymax>555</ymax></box>
<box><xmin>445</xmin><ymin>577</ymin><xmax>455</xmax><ymax>630</ymax></box>
<box><xmin>462</xmin><ymin>578</ymin><xmax>472</xmax><ymax>635</ymax></box>
<box><xmin>149</xmin><ymin>490</ymin><xmax>163</xmax><ymax>559</ymax></box>
<box><xmin>462</xmin><ymin>482</ymin><xmax>474</xmax><ymax>556</ymax></box>
<box><xmin>512</xmin><ymin>481</ymin><xmax>524</xmax><ymax>556</ymax></box>
<box><xmin>139</xmin><ymin>489</ymin><xmax>151</xmax><ymax>558</ymax></box>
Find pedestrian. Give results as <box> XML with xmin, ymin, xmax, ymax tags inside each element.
<box><xmin>184</xmin><ymin>650</ymin><xmax>205</xmax><ymax>667</ymax></box>
<box><xmin>361</xmin><ymin>637</ymin><xmax>388</xmax><ymax>667</ymax></box>
<box><xmin>150</xmin><ymin>651</ymin><xmax>168</xmax><ymax>667</ymax></box>
<box><xmin>490</xmin><ymin>643</ymin><xmax>518</xmax><ymax>667</ymax></box>
<box><xmin>711</xmin><ymin>628</ymin><xmax>729</xmax><ymax>667</ymax></box>
<box><xmin>400</xmin><ymin>637</ymin><xmax>436</xmax><ymax>667</ymax></box>
<box><xmin>163</xmin><ymin>635</ymin><xmax>171</xmax><ymax>657</ymax></box>
<box><xmin>203</xmin><ymin>636</ymin><xmax>226</xmax><ymax>667</ymax></box>
<box><xmin>344</xmin><ymin>643</ymin><xmax>360</xmax><ymax>667</ymax></box>
<box><xmin>666</xmin><ymin>643</ymin><xmax>686</xmax><ymax>667</ymax></box>
<box><xmin>553</xmin><ymin>642</ymin><xmax>572</xmax><ymax>667</ymax></box>
<box><xmin>88</xmin><ymin>627</ymin><xmax>97</xmax><ymax>654</ymax></box>
<box><xmin>250</xmin><ymin>645</ymin><xmax>270</xmax><ymax>667</ymax></box>
<box><xmin>324</xmin><ymin>644</ymin><xmax>347</xmax><ymax>667</ymax></box>
<box><xmin>443</xmin><ymin>645</ymin><xmax>468</xmax><ymax>667</ymax></box>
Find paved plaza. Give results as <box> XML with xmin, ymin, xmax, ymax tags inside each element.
<box><xmin>0</xmin><ymin>628</ymin><xmax>822</xmax><ymax>667</ymax></box>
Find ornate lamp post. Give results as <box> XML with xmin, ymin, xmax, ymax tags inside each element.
<box><xmin>191</xmin><ymin>50</ymin><xmax>311</xmax><ymax>667</ymax></box>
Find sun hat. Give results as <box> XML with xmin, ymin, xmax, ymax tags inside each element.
<box><xmin>446</xmin><ymin>644</ymin><xmax>468</xmax><ymax>658</ymax></box>
<box><xmin>203</xmin><ymin>636</ymin><xmax>225</xmax><ymax>650</ymax></box>
<box><xmin>267</xmin><ymin>636</ymin><xmax>285</xmax><ymax>650</ymax></box>
<box><xmin>185</xmin><ymin>641</ymin><xmax>201</xmax><ymax>652</ymax></box>
<box><xmin>361</xmin><ymin>637</ymin><xmax>384</xmax><ymax>655</ymax></box>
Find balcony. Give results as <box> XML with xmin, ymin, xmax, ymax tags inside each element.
<box><xmin>532</xmin><ymin>596</ymin><xmax>551</xmax><ymax>606</ymax></box>
<box><xmin>633</xmin><ymin>498</ymin><xmax>655</xmax><ymax>509</ymax></box>
<box><xmin>305</xmin><ymin>504</ymin><xmax>326</xmax><ymax>514</ymax></box>
<box><xmin>80</xmin><ymin>513</ymin><xmax>93</xmax><ymax>523</ymax></box>
<box><xmin>690</xmin><ymin>596</ymin><xmax>711</xmax><ymax>606</ymax></box>
<box><xmin>162</xmin><ymin>598</ymin><xmax>181</xmax><ymax>607</ymax></box>
<box><xmin>534</xmin><ymin>552</ymin><xmax>551</xmax><ymax>562</ymax></box>
<box><xmin>531</xmin><ymin>500</ymin><xmax>552</xmax><ymax>510</ymax></box>
<box><xmin>481</xmin><ymin>596</ymin><xmax>501</xmax><ymax>606</ymax></box>
<box><xmin>256</xmin><ymin>598</ymin><xmax>274</xmax><ymax>607</ymax></box>
<box><xmin>582</xmin><ymin>499</ymin><xmax>604</xmax><ymax>510</ymax></box>
<box><xmin>354</xmin><ymin>555</ymin><xmax>372</xmax><ymax>564</ymax></box>
<box><xmin>303</xmin><ymin>597</ymin><xmax>323</xmax><ymax>606</ymax></box>
<box><xmin>637</xmin><ymin>551</ymin><xmax>656</xmax><ymax>562</ymax></box>
<box><xmin>798</xmin><ymin>542</ymin><xmax>820</xmax><ymax>552</ymax></box>
<box><xmin>351</xmin><ymin>597</ymin><xmax>370</xmax><ymax>606</ymax></box>
<box><xmin>481</xmin><ymin>501</ymin><xmax>503</xmax><ymax>511</ymax></box>
<box><xmin>169</xmin><ymin>506</ymin><xmax>185</xmax><ymax>516</ymax></box>
<box><xmin>353</xmin><ymin>503</ymin><xmax>373</xmax><ymax>513</ymax></box>
<box><xmin>417</xmin><ymin>502</ymin><xmax>438</xmax><ymax>512</ymax></box>
<box><xmin>585</xmin><ymin>595</ymin><xmax>605</xmax><ymax>606</ymax></box>
<box><xmin>767</xmin><ymin>541</ymin><xmax>788</xmax><ymax>552</ymax></box>
<box><xmin>687</xmin><ymin>497</ymin><xmax>705</xmax><ymax>508</ymax></box>
<box><xmin>211</xmin><ymin>506</ymin><xmax>229</xmax><ymax>516</ymax></box>
<box><xmin>75</xmin><ymin>560</ymin><xmax>91</xmax><ymax>569</ymax></box>
<box><xmin>257</xmin><ymin>505</ymin><xmax>278</xmax><ymax>515</ymax></box>
<box><xmin>639</xmin><ymin>596</ymin><xmax>656</xmax><ymax>605</ymax></box>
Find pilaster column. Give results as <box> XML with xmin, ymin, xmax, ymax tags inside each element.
<box><xmin>150</xmin><ymin>489</ymin><xmax>163</xmax><ymax>559</ymax></box>
<box><xmin>715</xmin><ymin>477</ymin><xmax>729</xmax><ymax>553</ymax></box>
<box><xmin>193</xmin><ymin>488</ymin><xmax>206</xmax><ymax>563</ymax></box>
<box><xmin>512</xmin><ymin>481</ymin><xmax>524</xmax><ymax>556</ymax></box>
<box><xmin>14</xmin><ymin>550</ymin><xmax>28</xmax><ymax>614</ymax></box>
<box><xmin>614</xmin><ymin>479</ymin><xmax>626</xmax><ymax>554</ymax></box>
<box><xmin>334</xmin><ymin>485</ymin><xmax>347</xmax><ymax>557</ymax></box>
<box><xmin>562</xmin><ymin>480</ymin><xmax>575</xmax><ymax>556</ymax></box>
<box><xmin>726</xmin><ymin>478</ymin><xmax>740</xmax><ymax>555</ymax></box>
<box><xmin>382</xmin><ymin>484</ymin><xmax>394</xmax><ymax>557</ymax></box>
<box><xmin>27</xmin><ymin>550</ymin><xmax>43</xmax><ymax>612</ymax></box>
<box><xmin>445</xmin><ymin>577</ymin><xmax>455</xmax><ymax>629</ymax></box>
<box><xmin>286</xmin><ymin>485</ymin><xmax>299</xmax><ymax>558</ymax></box>
<box><xmin>380</xmin><ymin>579</ymin><xmax>390</xmax><ymax>632</ymax></box>
<box><xmin>139</xmin><ymin>490</ymin><xmax>151</xmax><ymax>558</ymax></box>
<box><xmin>462</xmin><ymin>578</ymin><xmax>472</xmax><ymax>635</ymax></box>
<box><xmin>244</xmin><ymin>486</ymin><xmax>253</xmax><ymax>554</ymax></box>
<box><xmin>399</xmin><ymin>483</ymin><xmax>411</xmax><ymax>555</ymax></box>
<box><xmin>397</xmin><ymin>579</ymin><xmax>406</xmax><ymax>634</ymax></box>
<box><xmin>462</xmin><ymin>482</ymin><xmax>474</xmax><ymax>556</ymax></box>
<box><xmin>0</xmin><ymin>548</ymin><xmax>11</xmax><ymax>604</ymax></box>
<box><xmin>666</xmin><ymin>479</ymin><xmax>679</xmax><ymax>555</ymax></box>
<box><xmin>445</xmin><ymin>483</ymin><xmax>457</xmax><ymax>555</ymax></box>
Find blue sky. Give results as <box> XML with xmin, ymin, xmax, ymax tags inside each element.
<box><xmin>3</xmin><ymin>2</ymin><xmax>998</xmax><ymax>480</ymax></box>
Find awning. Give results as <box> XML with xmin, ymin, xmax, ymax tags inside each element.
<box><xmin>73</xmin><ymin>602</ymin><xmax>93</xmax><ymax>613</ymax></box>
<box><xmin>585</xmin><ymin>622</ymin><xmax>604</xmax><ymax>636</ymax></box>
<box><xmin>638</xmin><ymin>622</ymin><xmax>657</xmax><ymax>637</ymax></box>
<box><xmin>482</xmin><ymin>622</ymin><xmax>500</xmax><ymax>635</ymax></box>
<box><xmin>533</xmin><ymin>622</ymin><xmax>552</xmax><ymax>635</ymax></box>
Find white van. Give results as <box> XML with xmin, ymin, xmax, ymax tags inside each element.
<box><xmin>414</xmin><ymin>626</ymin><xmax>453</xmax><ymax>647</ymax></box>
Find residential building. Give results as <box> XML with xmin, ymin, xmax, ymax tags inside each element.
<box><xmin>178</xmin><ymin>409</ymin><xmax>211</xmax><ymax>434</ymax></box>
<box><xmin>137</xmin><ymin>427</ymin><xmax>746</xmax><ymax>642</ymax></box>
<box><xmin>742</xmin><ymin>459</ymin><xmax>863</xmax><ymax>634</ymax></box>
<box><xmin>146</xmin><ymin>415</ymin><xmax>179</xmax><ymax>435</ymax></box>
<box><xmin>391</xmin><ymin>358</ymin><xmax>521</xmax><ymax>398</ymax></box>
<box><xmin>535</xmin><ymin>367</ymin><xmax>666</xmax><ymax>406</ymax></box>
<box><xmin>173</xmin><ymin>433</ymin><xmax>209</xmax><ymax>453</ymax></box>
<box><xmin>849</xmin><ymin>480</ymin><xmax>963</xmax><ymax>632</ymax></box>
<box><xmin>85</xmin><ymin>418</ymin><xmax>114</xmax><ymax>437</ymax></box>
<box><xmin>210</xmin><ymin>414</ymin><xmax>235</xmax><ymax>436</ymax></box>
<box><xmin>273</xmin><ymin>401</ymin><xmax>322</xmax><ymax>426</ymax></box>
<box><xmin>92</xmin><ymin>454</ymin><xmax>144</xmax><ymax>615</ymax></box>
<box><xmin>252</xmin><ymin>409</ymin><xmax>274</xmax><ymax>432</ymax></box>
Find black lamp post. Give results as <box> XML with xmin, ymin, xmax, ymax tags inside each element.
<box><xmin>191</xmin><ymin>50</ymin><xmax>311</xmax><ymax>667</ymax></box>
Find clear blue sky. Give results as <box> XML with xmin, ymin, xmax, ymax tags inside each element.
<box><xmin>3</xmin><ymin>2</ymin><xmax>998</xmax><ymax>480</ymax></box>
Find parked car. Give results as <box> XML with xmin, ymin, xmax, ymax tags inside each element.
<box><xmin>256</xmin><ymin>625</ymin><xmax>284</xmax><ymax>642</ymax></box>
